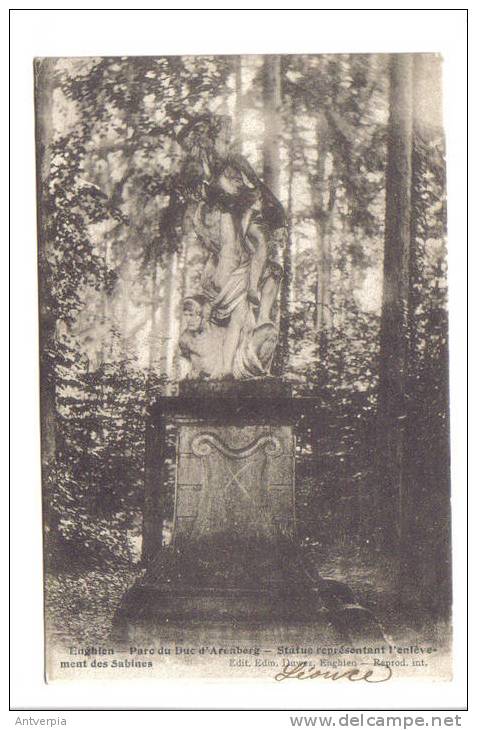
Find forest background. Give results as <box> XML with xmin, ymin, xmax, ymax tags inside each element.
<box><xmin>35</xmin><ymin>53</ymin><xmax>450</xmax><ymax>644</ymax></box>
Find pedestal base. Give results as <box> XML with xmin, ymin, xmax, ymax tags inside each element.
<box><xmin>113</xmin><ymin>569</ymin><xmax>384</xmax><ymax>645</ymax></box>
<box><xmin>115</xmin><ymin>584</ymin><xmax>326</xmax><ymax>626</ymax></box>
<box><xmin>117</xmin><ymin>382</ymin><xmax>384</xmax><ymax>646</ymax></box>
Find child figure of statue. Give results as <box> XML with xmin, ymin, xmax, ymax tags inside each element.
<box><xmin>178</xmin><ymin>295</ymin><xmax>225</xmax><ymax>379</ymax></box>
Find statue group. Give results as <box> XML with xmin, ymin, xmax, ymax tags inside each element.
<box><xmin>115</xmin><ymin>113</ymin><xmax>382</xmax><ymax>642</ymax></box>
<box><xmin>176</xmin><ymin>114</ymin><xmax>286</xmax><ymax>380</ymax></box>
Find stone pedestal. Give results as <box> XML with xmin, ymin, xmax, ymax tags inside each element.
<box><xmin>141</xmin><ymin>378</ymin><xmax>305</xmax><ymax>564</ymax></box>
<box><xmin>114</xmin><ymin>379</ymin><xmax>383</xmax><ymax>642</ymax></box>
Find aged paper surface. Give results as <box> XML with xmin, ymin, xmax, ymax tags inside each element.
<box><xmin>35</xmin><ymin>52</ymin><xmax>453</xmax><ymax>687</ymax></box>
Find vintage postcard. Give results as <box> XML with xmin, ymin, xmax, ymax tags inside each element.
<box><xmin>35</xmin><ymin>53</ymin><xmax>452</xmax><ymax>685</ymax></box>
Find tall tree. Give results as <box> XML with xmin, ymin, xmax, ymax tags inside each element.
<box><xmin>234</xmin><ymin>56</ymin><xmax>243</xmax><ymax>153</ymax></box>
<box><xmin>263</xmin><ymin>55</ymin><xmax>285</xmax><ymax>375</ymax></box>
<box><xmin>375</xmin><ymin>54</ymin><xmax>414</xmax><ymax>548</ymax></box>
<box><xmin>35</xmin><ymin>59</ymin><xmax>58</xmax><ymax>469</ymax></box>
<box><xmin>283</xmin><ymin>54</ymin><xmax>385</xmax><ymax>352</ymax></box>
<box><xmin>313</xmin><ymin>114</ymin><xmax>335</xmax><ymax>342</ymax></box>
<box><xmin>401</xmin><ymin>54</ymin><xmax>451</xmax><ymax>612</ymax></box>
<box><xmin>274</xmin><ymin>102</ymin><xmax>296</xmax><ymax>374</ymax></box>
<box><xmin>298</xmin><ymin>115</ymin><xmax>336</xmax><ymax>345</ymax></box>
<box><xmin>263</xmin><ymin>55</ymin><xmax>282</xmax><ymax>197</ymax></box>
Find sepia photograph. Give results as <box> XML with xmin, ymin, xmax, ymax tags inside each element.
<box><xmin>34</xmin><ymin>50</ymin><xmax>454</xmax><ymax>685</ymax></box>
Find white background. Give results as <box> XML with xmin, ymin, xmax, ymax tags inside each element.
<box><xmin>8</xmin><ymin>4</ymin><xmax>471</xmax><ymax>726</ymax></box>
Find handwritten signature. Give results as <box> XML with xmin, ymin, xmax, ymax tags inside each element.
<box><xmin>274</xmin><ymin>661</ymin><xmax>393</xmax><ymax>684</ymax></box>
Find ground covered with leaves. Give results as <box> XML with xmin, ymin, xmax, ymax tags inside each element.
<box><xmin>45</xmin><ymin>566</ymin><xmax>141</xmax><ymax>646</ymax></box>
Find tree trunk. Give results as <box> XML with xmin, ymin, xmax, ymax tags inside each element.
<box><xmin>35</xmin><ymin>58</ymin><xmax>57</xmax><ymax>468</ymax></box>
<box><xmin>408</xmin><ymin>53</ymin><xmax>443</xmax><ymax>367</ymax></box>
<box><xmin>274</xmin><ymin>116</ymin><xmax>295</xmax><ymax>374</ymax></box>
<box><xmin>148</xmin><ymin>260</ymin><xmax>160</xmax><ymax>373</ymax></box>
<box><xmin>314</xmin><ymin>114</ymin><xmax>334</xmax><ymax>348</ymax></box>
<box><xmin>401</xmin><ymin>54</ymin><xmax>451</xmax><ymax>612</ymax></box>
<box><xmin>375</xmin><ymin>54</ymin><xmax>413</xmax><ymax>549</ymax></box>
<box><xmin>171</xmin><ymin>247</ymin><xmax>188</xmax><ymax>385</ymax></box>
<box><xmin>100</xmin><ymin>223</ymin><xmax>111</xmax><ymax>369</ymax></box>
<box><xmin>299</xmin><ymin>116</ymin><xmax>335</xmax><ymax>348</ymax></box>
<box><xmin>157</xmin><ymin>252</ymin><xmax>179</xmax><ymax>391</ymax></box>
<box><xmin>263</xmin><ymin>55</ymin><xmax>283</xmax><ymax>375</ymax></box>
<box><xmin>234</xmin><ymin>56</ymin><xmax>243</xmax><ymax>154</ymax></box>
<box><xmin>262</xmin><ymin>55</ymin><xmax>282</xmax><ymax>197</ymax></box>
<box><xmin>120</xmin><ymin>262</ymin><xmax>131</xmax><ymax>361</ymax></box>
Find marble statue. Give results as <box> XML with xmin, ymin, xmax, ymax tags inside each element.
<box><xmin>177</xmin><ymin>114</ymin><xmax>286</xmax><ymax>380</ymax></box>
